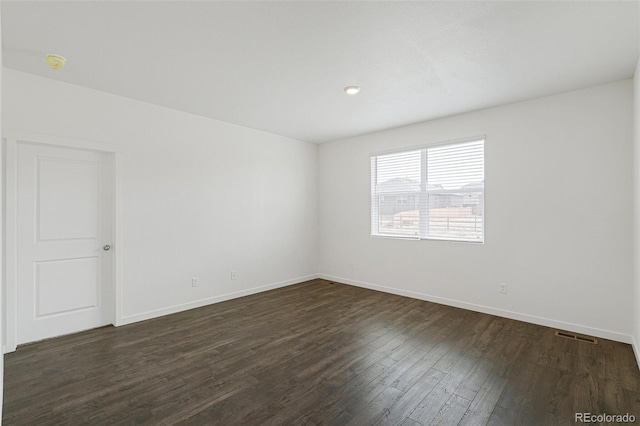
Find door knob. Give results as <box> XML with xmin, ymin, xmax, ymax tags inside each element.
<box><xmin>103</xmin><ymin>245</ymin><xmax>111</xmax><ymax>251</ymax></box>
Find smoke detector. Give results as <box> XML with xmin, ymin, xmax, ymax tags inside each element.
<box><xmin>45</xmin><ymin>54</ymin><xmax>67</xmax><ymax>70</ymax></box>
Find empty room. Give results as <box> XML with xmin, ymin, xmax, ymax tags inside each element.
<box><xmin>1</xmin><ymin>1</ymin><xmax>640</xmax><ymax>425</ymax></box>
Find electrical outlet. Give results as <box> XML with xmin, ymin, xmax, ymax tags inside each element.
<box><xmin>231</xmin><ymin>271</ymin><xmax>237</xmax><ymax>280</ymax></box>
<box><xmin>499</xmin><ymin>283</ymin><xmax>507</xmax><ymax>294</ymax></box>
<box><xmin>192</xmin><ymin>277</ymin><xmax>199</xmax><ymax>287</ymax></box>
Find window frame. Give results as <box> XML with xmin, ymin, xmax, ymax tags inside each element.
<box><xmin>370</xmin><ymin>136</ymin><xmax>485</xmax><ymax>244</ymax></box>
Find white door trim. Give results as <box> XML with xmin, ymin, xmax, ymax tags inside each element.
<box><xmin>3</xmin><ymin>130</ymin><xmax>124</xmax><ymax>353</ymax></box>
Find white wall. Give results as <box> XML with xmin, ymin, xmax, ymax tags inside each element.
<box><xmin>0</xmin><ymin>2</ymin><xmax>5</xmax><ymax>420</ymax></box>
<box><xmin>319</xmin><ymin>80</ymin><xmax>634</xmax><ymax>342</ymax></box>
<box><xmin>3</xmin><ymin>68</ymin><xmax>318</xmax><ymax>326</ymax></box>
<box><xmin>633</xmin><ymin>57</ymin><xmax>640</xmax><ymax>362</ymax></box>
<box><xmin>2</xmin><ymin>67</ymin><xmax>635</xmax><ymax>350</ymax></box>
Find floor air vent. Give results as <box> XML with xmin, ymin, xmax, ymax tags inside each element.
<box><xmin>555</xmin><ymin>330</ymin><xmax>597</xmax><ymax>344</ymax></box>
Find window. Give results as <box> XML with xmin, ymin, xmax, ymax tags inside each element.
<box><xmin>371</xmin><ymin>138</ymin><xmax>484</xmax><ymax>242</ymax></box>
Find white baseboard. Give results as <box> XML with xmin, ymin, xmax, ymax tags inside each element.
<box><xmin>633</xmin><ymin>337</ymin><xmax>640</xmax><ymax>371</ymax></box>
<box><xmin>118</xmin><ymin>274</ymin><xmax>319</xmax><ymax>326</ymax></box>
<box><xmin>319</xmin><ymin>274</ymin><xmax>633</xmax><ymax>344</ymax></box>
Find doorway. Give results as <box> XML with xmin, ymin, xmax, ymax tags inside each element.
<box><xmin>4</xmin><ymin>132</ymin><xmax>122</xmax><ymax>350</ymax></box>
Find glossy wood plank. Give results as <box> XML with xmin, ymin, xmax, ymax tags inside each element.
<box><xmin>4</xmin><ymin>279</ymin><xmax>640</xmax><ymax>425</ymax></box>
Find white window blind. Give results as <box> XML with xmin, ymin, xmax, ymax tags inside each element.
<box><xmin>371</xmin><ymin>139</ymin><xmax>484</xmax><ymax>242</ymax></box>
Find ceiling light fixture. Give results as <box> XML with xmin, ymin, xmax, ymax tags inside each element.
<box><xmin>344</xmin><ymin>86</ymin><xmax>361</xmax><ymax>95</ymax></box>
<box><xmin>45</xmin><ymin>54</ymin><xmax>67</xmax><ymax>70</ymax></box>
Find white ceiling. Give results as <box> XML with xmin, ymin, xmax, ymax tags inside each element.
<box><xmin>2</xmin><ymin>1</ymin><xmax>639</xmax><ymax>143</ymax></box>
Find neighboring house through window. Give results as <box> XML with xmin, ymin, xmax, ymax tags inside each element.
<box><xmin>370</xmin><ymin>138</ymin><xmax>485</xmax><ymax>242</ymax></box>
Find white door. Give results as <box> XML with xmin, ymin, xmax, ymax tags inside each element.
<box><xmin>17</xmin><ymin>142</ymin><xmax>114</xmax><ymax>344</ymax></box>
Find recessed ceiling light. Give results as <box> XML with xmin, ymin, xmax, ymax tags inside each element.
<box><xmin>45</xmin><ymin>54</ymin><xmax>67</xmax><ymax>70</ymax></box>
<box><xmin>344</xmin><ymin>86</ymin><xmax>361</xmax><ymax>95</ymax></box>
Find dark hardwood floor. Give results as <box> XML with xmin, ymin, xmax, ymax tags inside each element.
<box><xmin>4</xmin><ymin>279</ymin><xmax>640</xmax><ymax>425</ymax></box>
